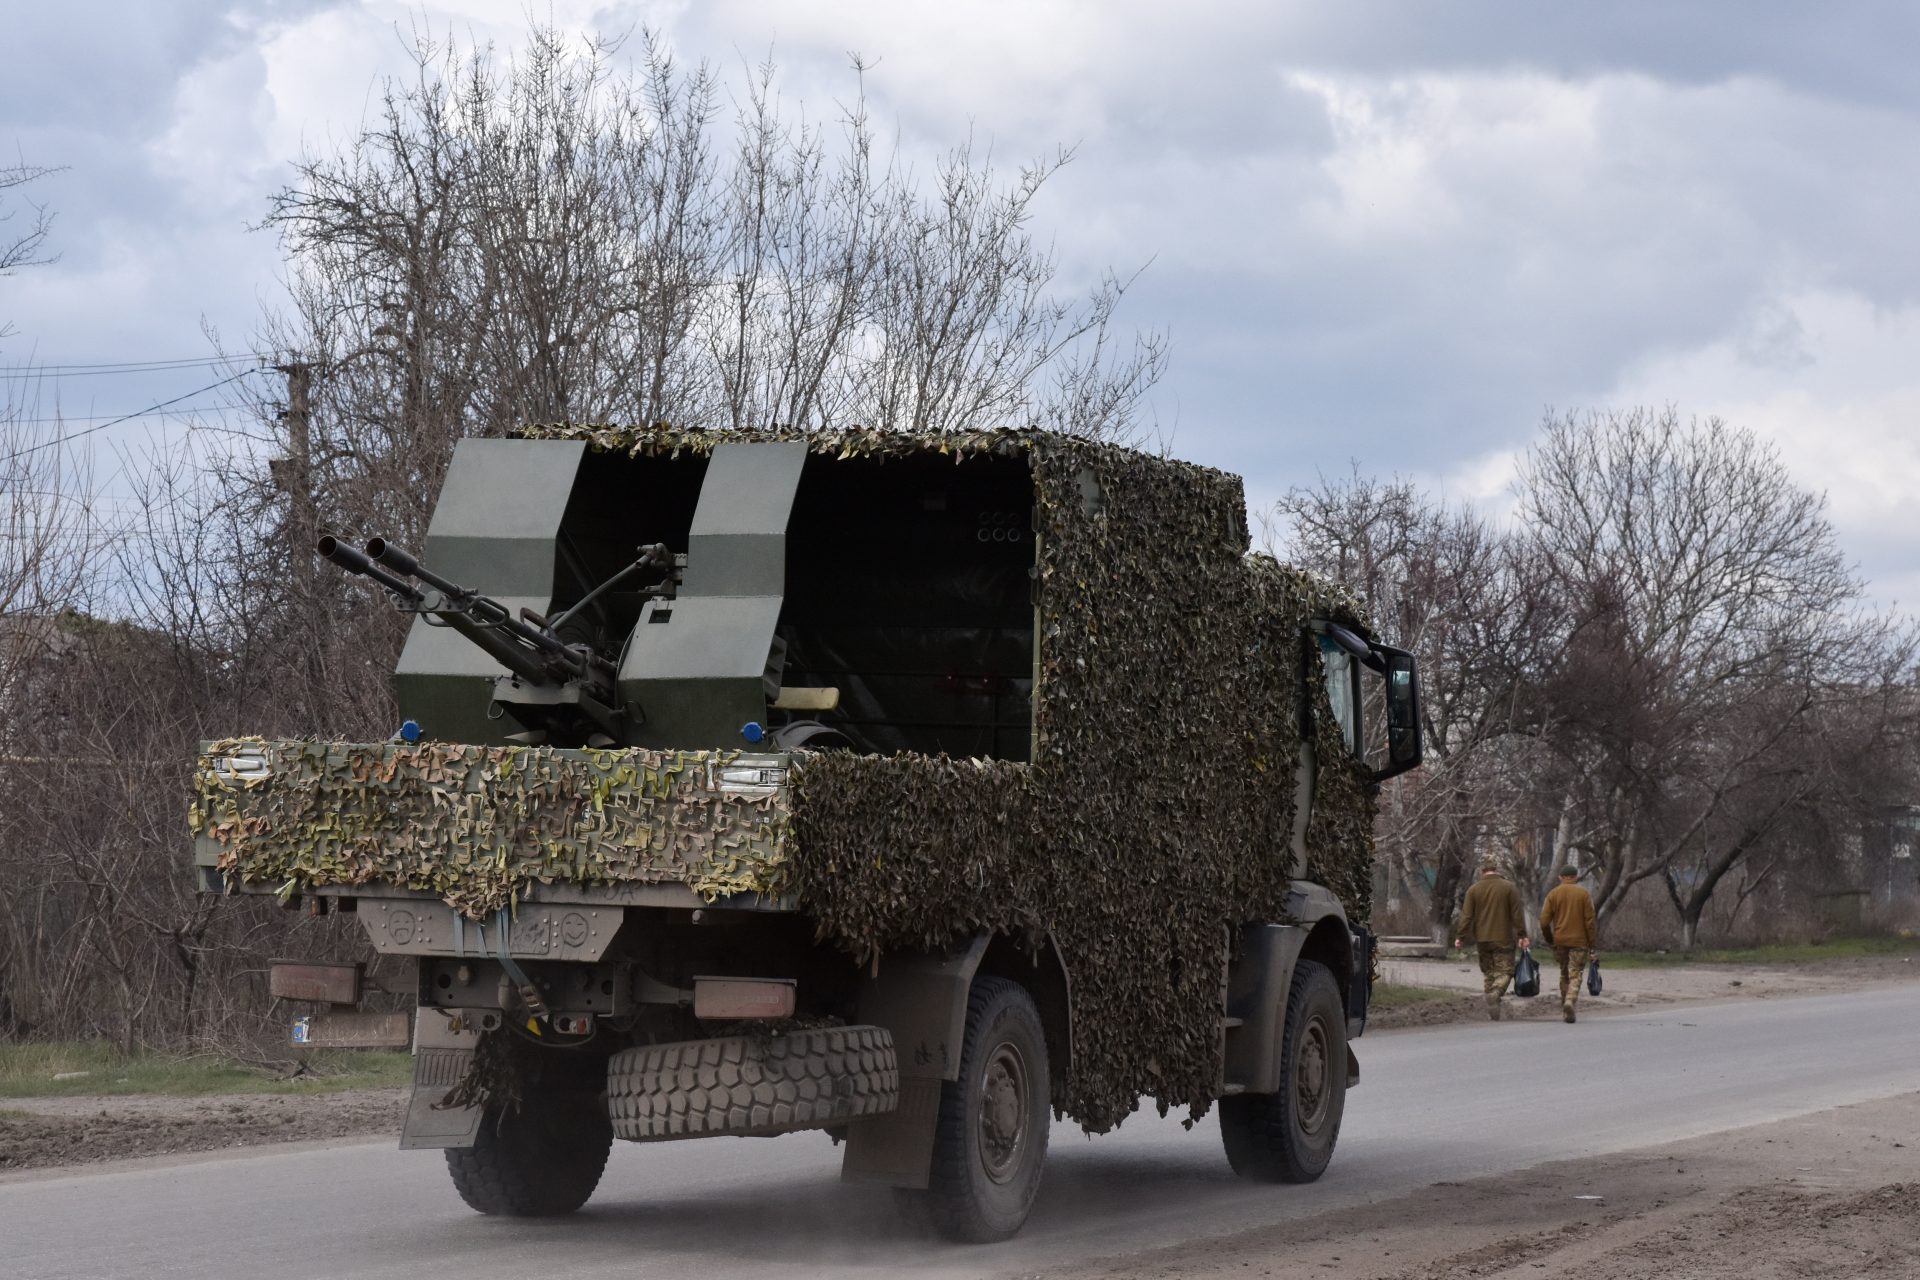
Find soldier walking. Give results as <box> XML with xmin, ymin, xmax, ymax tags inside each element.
<box><xmin>1453</xmin><ymin>859</ymin><xmax>1529</xmax><ymax>1021</ymax></box>
<box><xmin>1539</xmin><ymin>866</ymin><xmax>1599</xmax><ymax>1023</ymax></box>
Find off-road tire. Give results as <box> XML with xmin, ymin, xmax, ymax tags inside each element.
<box><xmin>445</xmin><ymin>1091</ymin><xmax>612</xmax><ymax>1216</ymax></box>
<box><xmin>606</xmin><ymin>1026</ymin><xmax>897</xmax><ymax>1141</ymax></box>
<box><xmin>1220</xmin><ymin>957</ymin><xmax>1347</xmax><ymax>1183</ymax></box>
<box><xmin>904</xmin><ymin>977</ymin><xmax>1050</xmax><ymax>1243</ymax></box>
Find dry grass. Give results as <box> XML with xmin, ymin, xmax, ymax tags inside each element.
<box><xmin>0</xmin><ymin>1041</ymin><xmax>411</xmax><ymax>1098</ymax></box>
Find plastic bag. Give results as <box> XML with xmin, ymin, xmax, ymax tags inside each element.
<box><xmin>1587</xmin><ymin>956</ymin><xmax>1603</xmax><ymax>997</ymax></box>
<box><xmin>1513</xmin><ymin>948</ymin><xmax>1541</xmax><ymax>998</ymax></box>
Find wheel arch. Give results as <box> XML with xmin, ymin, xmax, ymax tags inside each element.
<box><xmin>1298</xmin><ymin>915</ymin><xmax>1353</xmax><ymax>1002</ymax></box>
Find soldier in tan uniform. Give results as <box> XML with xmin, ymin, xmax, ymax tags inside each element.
<box><xmin>1452</xmin><ymin>859</ymin><xmax>1529</xmax><ymax>1021</ymax></box>
<box><xmin>1539</xmin><ymin>865</ymin><xmax>1599</xmax><ymax>1023</ymax></box>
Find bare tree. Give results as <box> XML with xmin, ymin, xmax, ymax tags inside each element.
<box><xmin>0</xmin><ymin>424</ymin><xmax>92</xmax><ymax>715</ymax></box>
<box><xmin>261</xmin><ymin>27</ymin><xmax>1164</xmax><ymax>449</ymax></box>
<box><xmin>1273</xmin><ymin>410</ymin><xmax>1918</xmax><ymax>949</ymax></box>
<box><xmin>0</xmin><ymin>430</ymin><xmax>386</xmax><ymax>1052</ymax></box>
<box><xmin>1516</xmin><ymin>407</ymin><xmax>1910</xmax><ymax>936</ymax></box>
<box><xmin>1658</xmin><ymin>669</ymin><xmax>1918</xmax><ymax>947</ymax></box>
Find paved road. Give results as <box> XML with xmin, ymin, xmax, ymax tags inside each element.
<box><xmin>6</xmin><ymin>986</ymin><xmax>1918</xmax><ymax>1280</ymax></box>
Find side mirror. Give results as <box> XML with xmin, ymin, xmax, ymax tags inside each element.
<box><xmin>1371</xmin><ymin>644</ymin><xmax>1422</xmax><ymax>781</ymax></box>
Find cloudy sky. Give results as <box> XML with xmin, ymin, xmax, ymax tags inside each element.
<box><xmin>5</xmin><ymin>1</ymin><xmax>1918</xmax><ymax>604</ymax></box>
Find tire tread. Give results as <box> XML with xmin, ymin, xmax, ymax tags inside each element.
<box><xmin>606</xmin><ymin>1026</ymin><xmax>898</xmax><ymax>1141</ymax></box>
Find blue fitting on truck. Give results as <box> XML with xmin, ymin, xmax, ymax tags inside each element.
<box><xmin>740</xmin><ymin>721</ymin><xmax>765</xmax><ymax>744</ymax></box>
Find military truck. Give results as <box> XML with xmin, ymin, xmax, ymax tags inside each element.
<box><xmin>192</xmin><ymin>426</ymin><xmax>1422</xmax><ymax>1242</ymax></box>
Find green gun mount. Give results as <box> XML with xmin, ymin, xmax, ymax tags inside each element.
<box><xmin>318</xmin><ymin>439</ymin><xmax>681</xmax><ymax>747</ymax></box>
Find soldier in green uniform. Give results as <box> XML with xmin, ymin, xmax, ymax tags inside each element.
<box><xmin>1539</xmin><ymin>865</ymin><xmax>1599</xmax><ymax>1023</ymax></box>
<box><xmin>1453</xmin><ymin>859</ymin><xmax>1529</xmax><ymax>1021</ymax></box>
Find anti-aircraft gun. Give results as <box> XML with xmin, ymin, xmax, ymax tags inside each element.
<box><xmin>318</xmin><ymin>535</ymin><xmax>674</xmax><ymax>747</ymax></box>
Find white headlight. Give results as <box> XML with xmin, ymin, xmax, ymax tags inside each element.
<box><xmin>211</xmin><ymin>750</ymin><xmax>270</xmax><ymax>781</ymax></box>
<box><xmin>715</xmin><ymin>765</ymin><xmax>786</xmax><ymax>794</ymax></box>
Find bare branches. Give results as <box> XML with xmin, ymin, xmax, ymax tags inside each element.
<box><xmin>0</xmin><ymin>155</ymin><xmax>58</xmax><ymax>278</ymax></box>
<box><xmin>0</xmin><ymin>154</ymin><xmax>61</xmax><ymax>344</ymax></box>
<box><xmin>1272</xmin><ymin>470</ymin><xmax>1560</xmax><ymax>932</ymax></box>
<box><xmin>1518</xmin><ymin>408</ymin><xmax>1905</xmax><ymax>928</ymax></box>
<box><xmin>0</xmin><ymin>423</ymin><xmax>387</xmax><ymax>1052</ymax></box>
<box><xmin>262</xmin><ymin>25</ymin><xmax>1161</xmax><ymax>469</ymax></box>
<box><xmin>236</xmin><ymin>23</ymin><xmax>1171</xmax><ymax>743</ymax></box>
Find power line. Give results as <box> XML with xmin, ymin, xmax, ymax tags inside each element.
<box><xmin>5</xmin><ymin>406</ymin><xmax>262</xmax><ymax>427</ymax></box>
<box><xmin>10</xmin><ymin>489</ymin><xmax>152</xmax><ymax>506</ymax></box>
<box><xmin>0</xmin><ymin>368</ymin><xmax>267</xmax><ymax>464</ymax></box>
<box><xmin>0</xmin><ymin>355</ymin><xmax>268</xmax><ymax>380</ymax></box>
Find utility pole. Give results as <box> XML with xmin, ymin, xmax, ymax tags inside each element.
<box><xmin>274</xmin><ymin>359</ymin><xmax>316</xmax><ymax>595</ymax></box>
<box><xmin>273</xmin><ymin>359</ymin><xmax>320</xmax><ymax>722</ymax></box>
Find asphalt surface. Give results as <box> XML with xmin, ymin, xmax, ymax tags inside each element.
<box><xmin>5</xmin><ymin>985</ymin><xmax>1917</xmax><ymax>1280</ymax></box>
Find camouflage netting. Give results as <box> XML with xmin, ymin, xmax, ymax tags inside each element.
<box><xmin>765</xmin><ymin>434</ymin><xmax>1375</xmax><ymax>1130</ymax></box>
<box><xmin>191</xmin><ymin>743</ymin><xmax>791</xmax><ymax>916</ymax></box>
<box><xmin>193</xmin><ymin>426</ymin><xmax>1378</xmax><ymax>1132</ymax></box>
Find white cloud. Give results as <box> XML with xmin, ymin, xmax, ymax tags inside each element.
<box><xmin>152</xmin><ymin>45</ymin><xmax>278</xmax><ymax>213</ymax></box>
<box><xmin>1610</xmin><ymin>289</ymin><xmax>1920</xmax><ymax>609</ymax></box>
<box><xmin>10</xmin><ymin>1</ymin><xmax>1920</xmax><ymax>607</ymax></box>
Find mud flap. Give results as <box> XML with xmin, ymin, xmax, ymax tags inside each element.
<box><xmin>1346</xmin><ymin>1044</ymin><xmax>1360</xmax><ymax>1088</ymax></box>
<box><xmin>841</xmin><ymin>1078</ymin><xmax>943</xmax><ymax>1187</ymax></box>
<box><xmin>841</xmin><ymin>936</ymin><xmax>989</xmax><ymax>1188</ymax></box>
<box><xmin>399</xmin><ymin>1015</ymin><xmax>484</xmax><ymax>1150</ymax></box>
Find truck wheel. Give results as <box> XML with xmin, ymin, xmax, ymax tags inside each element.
<box><xmin>909</xmin><ymin>976</ymin><xmax>1050</xmax><ymax>1243</ymax></box>
<box><xmin>606</xmin><ymin>1026</ymin><xmax>897</xmax><ymax>1141</ymax></box>
<box><xmin>445</xmin><ymin>1091</ymin><xmax>613</xmax><ymax>1216</ymax></box>
<box><xmin>1220</xmin><ymin>957</ymin><xmax>1346</xmax><ymax>1183</ymax></box>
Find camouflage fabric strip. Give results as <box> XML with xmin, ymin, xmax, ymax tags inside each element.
<box><xmin>191</xmin><ymin>741</ymin><xmax>789</xmax><ymax>917</ymax></box>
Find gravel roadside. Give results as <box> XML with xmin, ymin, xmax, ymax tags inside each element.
<box><xmin>0</xmin><ymin>1088</ymin><xmax>405</xmax><ymax>1173</ymax></box>
<box><xmin>1367</xmin><ymin>951</ymin><xmax>1920</xmax><ymax>1031</ymax></box>
<box><xmin>1010</xmin><ymin>1090</ymin><xmax>1920</xmax><ymax>1279</ymax></box>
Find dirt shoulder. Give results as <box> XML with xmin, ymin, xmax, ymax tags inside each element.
<box><xmin>0</xmin><ymin>1087</ymin><xmax>405</xmax><ymax>1174</ymax></box>
<box><xmin>1014</xmin><ymin>1090</ymin><xmax>1920</xmax><ymax>1279</ymax></box>
<box><xmin>1368</xmin><ymin>949</ymin><xmax>1920</xmax><ymax>1030</ymax></box>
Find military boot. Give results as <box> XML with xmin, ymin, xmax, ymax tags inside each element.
<box><xmin>1563</xmin><ymin>1003</ymin><xmax>1576</xmax><ymax>1024</ymax></box>
<box><xmin>1486</xmin><ymin>994</ymin><xmax>1502</xmax><ymax>1021</ymax></box>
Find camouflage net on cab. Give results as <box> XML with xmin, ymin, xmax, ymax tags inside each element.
<box><xmin>191</xmin><ymin>742</ymin><xmax>790</xmax><ymax>916</ymax></box>
<box><xmin>194</xmin><ymin>427</ymin><xmax>1378</xmax><ymax>1132</ymax></box>
<box><xmin>768</xmin><ymin>434</ymin><xmax>1375</xmax><ymax>1131</ymax></box>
